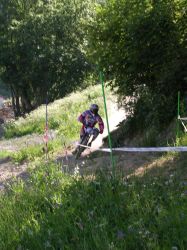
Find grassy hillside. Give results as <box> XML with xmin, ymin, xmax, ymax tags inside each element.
<box><xmin>0</xmin><ymin>85</ymin><xmax>187</xmax><ymax>249</ymax></box>
<box><xmin>4</xmin><ymin>85</ymin><xmax>109</xmax><ymax>139</ymax></box>
<box><xmin>0</xmin><ymin>85</ymin><xmax>113</xmax><ymax>163</ymax></box>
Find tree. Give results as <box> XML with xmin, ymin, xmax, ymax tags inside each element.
<box><xmin>86</xmin><ymin>0</ymin><xmax>187</xmax><ymax>129</ymax></box>
<box><xmin>0</xmin><ymin>0</ymin><xmax>91</xmax><ymax>116</ymax></box>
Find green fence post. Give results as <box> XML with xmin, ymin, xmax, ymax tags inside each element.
<box><xmin>99</xmin><ymin>71</ymin><xmax>115</xmax><ymax>176</ymax></box>
<box><xmin>177</xmin><ymin>91</ymin><xmax>180</xmax><ymax>139</ymax></box>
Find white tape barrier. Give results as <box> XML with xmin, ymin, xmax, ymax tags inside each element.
<box><xmin>179</xmin><ymin>117</ymin><xmax>187</xmax><ymax>121</ymax></box>
<box><xmin>178</xmin><ymin>117</ymin><xmax>187</xmax><ymax>132</ymax></box>
<box><xmin>78</xmin><ymin>144</ymin><xmax>187</xmax><ymax>152</ymax></box>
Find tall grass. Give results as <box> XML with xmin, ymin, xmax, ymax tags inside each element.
<box><xmin>1</xmin><ymin>85</ymin><xmax>187</xmax><ymax>249</ymax></box>
<box><xmin>4</xmin><ymin>85</ymin><xmax>109</xmax><ymax>139</ymax></box>
<box><xmin>0</xmin><ymin>159</ymin><xmax>186</xmax><ymax>249</ymax></box>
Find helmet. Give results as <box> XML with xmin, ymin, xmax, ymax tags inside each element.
<box><xmin>90</xmin><ymin>104</ymin><xmax>99</xmax><ymax>114</ymax></box>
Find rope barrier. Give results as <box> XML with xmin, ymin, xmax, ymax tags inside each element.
<box><xmin>77</xmin><ymin>144</ymin><xmax>187</xmax><ymax>152</ymax></box>
<box><xmin>178</xmin><ymin>116</ymin><xmax>187</xmax><ymax>132</ymax></box>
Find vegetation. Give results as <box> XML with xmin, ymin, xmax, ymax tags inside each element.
<box><xmin>4</xmin><ymin>85</ymin><xmax>106</xmax><ymax>139</ymax></box>
<box><xmin>0</xmin><ymin>156</ymin><xmax>187</xmax><ymax>249</ymax></box>
<box><xmin>87</xmin><ymin>0</ymin><xmax>187</xmax><ymax>130</ymax></box>
<box><xmin>1</xmin><ymin>0</ymin><xmax>187</xmax><ymax>130</ymax></box>
<box><xmin>0</xmin><ymin>79</ymin><xmax>10</xmax><ymax>97</ymax></box>
<box><xmin>0</xmin><ymin>0</ymin><xmax>92</xmax><ymax>116</ymax></box>
<box><xmin>1</xmin><ymin>85</ymin><xmax>108</xmax><ymax>163</ymax></box>
<box><xmin>0</xmin><ymin>1</ymin><xmax>187</xmax><ymax>249</ymax></box>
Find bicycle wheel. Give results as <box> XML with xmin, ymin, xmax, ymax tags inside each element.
<box><xmin>75</xmin><ymin>135</ymin><xmax>89</xmax><ymax>159</ymax></box>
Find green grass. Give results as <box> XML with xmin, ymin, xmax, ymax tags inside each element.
<box><xmin>4</xmin><ymin>85</ymin><xmax>108</xmax><ymax>139</ymax></box>
<box><xmin>0</xmin><ymin>156</ymin><xmax>187</xmax><ymax>249</ymax></box>
<box><xmin>0</xmin><ymin>139</ymin><xmax>63</xmax><ymax>164</ymax></box>
<box><xmin>0</xmin><ymin>150</ymin><xmax>11</xmax><ymax>159</ymax></box>
<box><xmin>1</xmin><ymin>85</ymin><xmax>112</xmax><ymax>164</ymax></box>
<box><xmin>1</xmin><ymin>85</ymin><xmax>187</xmax><ymax>249</ymax></box>
<box><xmin>180</xmin><ymin>133</ymin><xmax>187</xmax><ymax>146</ymax></box>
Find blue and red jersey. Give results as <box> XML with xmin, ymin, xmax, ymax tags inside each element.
<box><xmin>78</xmin><ymin>110</ymin><xmax>104</xmax><ymax>134</ymax></box>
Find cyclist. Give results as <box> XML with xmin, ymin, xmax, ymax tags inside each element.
<box><xmin>73</xmin><ymin>104</ymin><xmax>104</xmax><ymax>154</ymax></box>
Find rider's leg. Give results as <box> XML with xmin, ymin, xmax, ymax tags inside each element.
<box><xmin>72</xmin><ymin>127</ymin><xmax>85</xmax><ymax>154</ymax></box>
<box><xmin>88</xmin><ymin>128</ymin><xmax>99</xmax><ymax>147</ymax></box>
<box><xmin>80</xmin><ymin>126</ymin><xmax>85</xmax><ymax>141</ymax></box>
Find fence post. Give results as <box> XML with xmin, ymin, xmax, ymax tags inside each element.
<box><xmin>99</xmin><ymin>71</ymin><xmax>115</xmax><ymax>176</ymax></box>
<box><xmin>177</xmin><ymin>91</ymin><xmax>180</xmax><ymax>139</ymax></box>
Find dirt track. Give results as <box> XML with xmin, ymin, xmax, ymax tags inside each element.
<box><xmin>0</xmin><ymin>101</ymin><xmax>161</xmax><ymax>190</ymax></box>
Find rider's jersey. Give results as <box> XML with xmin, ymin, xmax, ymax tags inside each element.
<box><xmin>78</xmin><ymin>110</ymin><xmax>104</xmax><ymax>134</ymax></box>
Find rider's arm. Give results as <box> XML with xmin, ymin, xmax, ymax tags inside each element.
<box><xmin>78</xmin><ymin>111</ymin><xmax>87</xmax><ymax>125</ymax></box>
<box><xmin>78</xmin><ymin>114</ymin><xmax>84</xmax><ymax>123</ymax></box>
<box><xmin>97</xmin><ymin>115</ymin><xmax>104</xmax><ymax>134</ymax></box>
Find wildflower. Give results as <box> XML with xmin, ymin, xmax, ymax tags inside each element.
<box><xmin>156</xmin><ymin>207</ymin><xmax>162</xmax><ymax>214</ymax></box>
<box><xmin>73</xmin><ymin>165</ymin><xmax>80</xmax><ymax>176</ymax></box>
<box><xmin>117</xmin><ymin>230</ymin><xmax>125</xmax><ymax>240</ymax></box>
<box><xmin>44</xmin><ymin>241</ymin><xmax>51</xmax><ymax>248</ymax></box>
<box><xmin>181</xmin><ymin>190</ymin><xmax>187</xmax><ymax>197</ymax></box>
<box><xmin>47</xmin><ymin>229</ymin><xmax>51</xmax><ymax>236</ymax></box>
<box><xmin>171</xmin><ymin>246</ymin><xmax>178</xmax><ymax>250</ymax></box>
<box><xmin>88</xmin><ymin>210</ymin><xmax>94</xmax><ymax>220</ymax></box>
<box><xmin>76</xmin><ymin>222</ymin><xmax>84</xmax><ymax>231</ymax></box>
<box><xmin>127</xmin><ymin>225</ymin><xmax>134</xmax><ymax>232</ymax></box>
<box><xmin>109</xmin><ymin>242</ymin><xmax>115</xmax><ymax>249</ymax></box>
<box><xmin>0</xmin><ymin>185</ymin><xmax>4</xmax><ymax>191</ymax></box>
<box><xmin>93</xmin><ymin>181</ymin><xmax>100</xmax><ymax>185</ymax></box>
<box><xmin>27</xmin><ymin>229</ymin><xmax>33</xmax><ymax>236</ymax></box>
<box><xmin>123</xmin><ymin>179</ymin><xmax>128</xmax><ymax>186</ymax></box>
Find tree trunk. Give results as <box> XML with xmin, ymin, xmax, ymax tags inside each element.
<box><xmin>20</xmin><ymin>87</ymin><xmax>33</xmax><ymax>113</ymax></box>
<box><xmin>10</xmin><ymin>85</ymin><xmax>21</xmax><ymax>117</ymax></box>
<box><xmin>15</xmin><ymin>95</ymin><xmax>21</xmax><ymax>117</ymax></box>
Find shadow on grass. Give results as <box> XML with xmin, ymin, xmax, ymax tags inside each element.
<box><xmin>0</xmin><ymin>153</ymin><xmax>187</xmax><ymax>249</ymax></box>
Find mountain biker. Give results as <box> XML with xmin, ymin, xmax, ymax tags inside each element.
<box><xmin>73</xmin><ymin>104</ymin><xmax>104</xmax><ymax>154</ymax></box>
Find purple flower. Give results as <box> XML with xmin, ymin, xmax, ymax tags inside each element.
<box><xmin>117</xmin><ymin>230</ymin><xmax>125</xmax><ymax>239</ymax></box>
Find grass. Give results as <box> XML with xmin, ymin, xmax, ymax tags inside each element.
<box><xmin>4</xmin><ymin>85</ymin><xmax>109</xmax><ymax>139</ymax></box>
<box><xmin>1</xmin><ymin>85</ymin><xmax>187</xmax><ymax>249</ymax></box>
<box><xmin>0</xmin><ymin>151</ymin><xmax>11</xmax><ymax>159</ymax></box>
<box><xmin>0</xmin><ymin>156</ymin><xmax>186</xmax><ymax>249</ymax></box>
<box><xmin>0</xmin><ymin>85</ymin><xmax>113</xmax><ymax>164</ymax></box>
<box><xmin>0</xmin><ymin>139</ymin><xmax>63</xmax><ymax>164</ymax></box>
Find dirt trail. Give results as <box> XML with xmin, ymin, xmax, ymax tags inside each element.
<box><xmin>0</xmin><ymin>100</ymin><xmax>160</xmax><ymax>191</ymax></box>
<box><xmin>0</xmin><ymin>158</ymin><xmax>29</xmax><ymax>191</ymax></box>
<box><xmin>57</xmin><ymin>102</ymin><xmax>159</xmax><ymax>176</ymax></box>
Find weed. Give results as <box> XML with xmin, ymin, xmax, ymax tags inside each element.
<box><xmin>0</xmin><ymin>160</ymin><xmax>186</xmax><ymax>249</ymax></box>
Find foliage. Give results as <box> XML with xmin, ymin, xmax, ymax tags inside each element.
<box><xmin>0</xmin><ymin>79</ymin><xmax>10</xmax><ymax>97</ymax></box>
<box><xmin>0</xmin><ymin>150</ymin><xmax>11</xmax><ymax>159</ymax></box>
<box><xmin>0</xmin><ymin>0</ymin><xmax>92</xmax><ymax>115</ymax></box>
<box><xmin>0</xmin><ymin>158</ymin><xmax>187</xmax><ymax>249</ymax></box>
<box><xmin>2</xmin><ymin>85</ymin><xmax>108</xmax><ymax>163</ymax></box>
<box><xmin>86</xmin><ymin>0</ymin><xmax>187</xmax><ymax>129</ymax></box>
